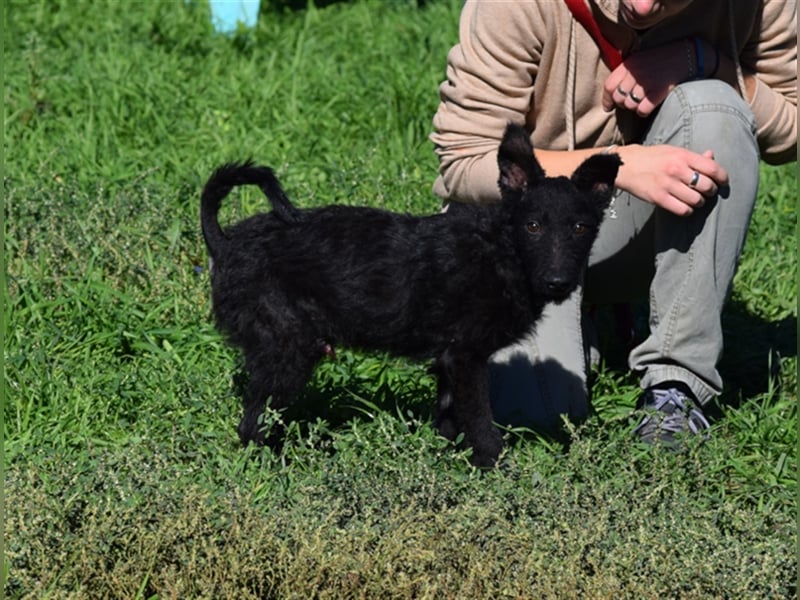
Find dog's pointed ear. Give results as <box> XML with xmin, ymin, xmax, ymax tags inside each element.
<box><xmin>498</xmin><ymin>123</ymin><xmax>546</xmax><ymax>196</ymax></box>
<box><xmin>570</xmin><ymin>153</ymin><xmax>623</xmax><ymax>208</ymax></box>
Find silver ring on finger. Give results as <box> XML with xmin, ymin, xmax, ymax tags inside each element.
<box><xmin>689</xmin><ymin>171</ymin><xmax>700</xmax><ymax>188</ymax></box>
<box><xmin>629</xmin><ymin>90</ymin><xmax>643</xmax><ymax>103</ymax></box>
<box><xmin>616</xmin><ymin>85</ymin><xmax>628</xmax><ymax>97</ymax></box>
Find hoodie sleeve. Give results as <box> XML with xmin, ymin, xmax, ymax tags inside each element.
<box><xmin>430</xmin><ymin>2</ymin><xmax>545</xmax><ymax>203</ymax></box>
<box><xmin>743</xmin><ymin>0</ymin><xmax>797</xmax><ymax>164</ymax></box>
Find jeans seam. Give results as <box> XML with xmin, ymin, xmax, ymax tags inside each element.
<box><xmin>661</xmin><ymin>242</ymin><xmax>695</xmax><ymax>361</ymax></box>
<box><xmin>655</xmin><ymin>85</ymin><xmax>696</xmax><ymax>362</ymax></box>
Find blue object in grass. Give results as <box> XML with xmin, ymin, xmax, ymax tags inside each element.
<box><xmin>209</xmin><ymin>0</ymin><xmax>260</xmax><ymax>34</ymax></box>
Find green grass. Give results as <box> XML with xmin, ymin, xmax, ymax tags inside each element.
<box><xmin>4</xmin><ymin>1</ymin><xmax>797</xmax><ymax>597</ymax></box>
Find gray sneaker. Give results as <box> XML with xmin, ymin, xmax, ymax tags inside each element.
<box><xmin>633</xmin><ymin>384</ymin><xmax>711</xmax><ymax>447</ymax></box>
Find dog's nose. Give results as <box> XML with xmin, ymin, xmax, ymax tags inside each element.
<box><xmin>545</xmin><ymin>278</ymin><xmax>571</xmax><ymax>296</ymax></box>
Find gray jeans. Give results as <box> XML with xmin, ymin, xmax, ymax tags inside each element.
<box><xmin>490</xmin><ymin>80</ymin><xmax>760</xmax><ymax>430</ymax></box>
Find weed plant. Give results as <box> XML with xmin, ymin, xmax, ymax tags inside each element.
<box><xmin>4</xmin><ymin>0</ymin><xmax>797</xmax><ymax>597</ymax></box>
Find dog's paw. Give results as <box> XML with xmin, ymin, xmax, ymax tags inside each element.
<box><xmin>237</xmin><ymin>413</ymin><xmax>270</xmax><ymax>446</ymax></box>
<box><xmin>434</xmin><ymin>415</ymin><xmax>459</xmax><ymax>441</ymax></box>
<box><xmin>468</xmin><ymin>428</ymin><xmax>505</xmax><ymax>468</ymax></box>
<box><xmin>237</xmin><ymin>424</ymin><xmax>264</xmax><ymax>447</ymax></box>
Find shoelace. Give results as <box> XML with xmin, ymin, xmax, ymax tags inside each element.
<box><xmin>637</xmin><ymin>388</ymin><xmax>711</xmax><ymax>435</ymax></box>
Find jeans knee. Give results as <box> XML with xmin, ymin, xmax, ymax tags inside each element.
<box><xmin>669</xmin><ymin>80</ymin><xmax>754</xmax><ymax>121</ymax></box>
<box><xmin>654</xmin><ymin>80</ymin><xmax>759</xmax><ymax>167</ymax></box>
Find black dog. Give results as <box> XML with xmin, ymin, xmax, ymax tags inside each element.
<box><xmin>201</xmin><ymin>124</ymin><xmax>621</xmax><ymax>467</ymax></box>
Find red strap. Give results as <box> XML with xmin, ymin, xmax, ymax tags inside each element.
<box><xmin>564</xmin><ymin>0</ymin><xmax>623</xmax><ymax>70</ymax></box>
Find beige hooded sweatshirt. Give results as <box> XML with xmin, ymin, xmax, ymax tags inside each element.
<box><xmin>431</xmin><ymin>0</ymin><xmax>797</xmax><ymax>203</ymax></box>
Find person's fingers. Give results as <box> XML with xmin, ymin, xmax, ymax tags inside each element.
<box><xmin>685</xmin><ymin>169</ymin><xmax>719</xmax><ymax>197</ymax></box>
<box><xmin>603</xmin><ymin>68</ymin><xmax>629</xmax><ymax>111</ymax></box>
<box><xmin>691</xmin><ymin>152</ymin><xmax>729</xmax><ymax>187</ymax></box>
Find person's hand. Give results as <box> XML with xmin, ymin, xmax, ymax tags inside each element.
<box><xmin>602</xmin><ymin>39</ymin><xmax>693</xmax><ymax>117</ymax></box>
<box><xmin>616</xmin><ymin>145</ymin><xmax>728</xmax><ymax>216</ymax></box>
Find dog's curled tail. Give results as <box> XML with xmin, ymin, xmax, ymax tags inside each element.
<box><xmin>201</xmin><ymin>160</ymin><xmax>300</xmax><ymax>256</ymax></box>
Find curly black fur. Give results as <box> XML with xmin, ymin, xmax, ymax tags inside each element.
<box><xmin>201</xmin><ymin>124</ymin><xmax>621</xmax><ymax>467</ymax></box>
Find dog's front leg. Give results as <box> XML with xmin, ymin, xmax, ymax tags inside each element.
<box><xmin>438</xmin><ymin>351</ymin><xmax>504</xmax><ymax>468</ymax></box>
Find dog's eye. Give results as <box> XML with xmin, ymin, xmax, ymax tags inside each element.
<box><xmin>573</xmin><ymin>222</ymin><xmax>588</xmax><ymax>235</ymax></box>
<box><xmin>526</xmin><ymin>221</ymin><xmax>541</xmax><ymax>234</ymax></box>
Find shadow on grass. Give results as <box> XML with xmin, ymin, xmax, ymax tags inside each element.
<box><xmin>227</xmin><ymin>352</ymin><xmax>439</xmax><ymax>446</ymax></box>
<box><xmin>223</xmin><ymin>298</ymin><xmax>795</xmax><ymax>457</ymax></box>
<box><xmin>718</xmin><ymin>300</ymin><xmax>797</xmax><ymax>405</ymax></box>
<box><xmin>590</xmin><ymin>298</ymin><xmax>796</xmax><ymax>408</ymax></box>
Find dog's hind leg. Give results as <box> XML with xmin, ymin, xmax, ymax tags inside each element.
<box><xmin>431</xmin><ymin>359</ymin><xmax>458</xmax><ymax>441</ymax></box>
<box><xmin>239</xmin><ymin>371</ymin><xmax>273</xmax><ymax>446</ymax></box>
<box><xmin>436</xmin><ymin>350</ymin><xmax>504</xmax><ymax>468</ymax></box>
<box><xmin>237</xmin><ymin>345</ymin><xmax>319</xmax><ymax>450</ymax></box>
